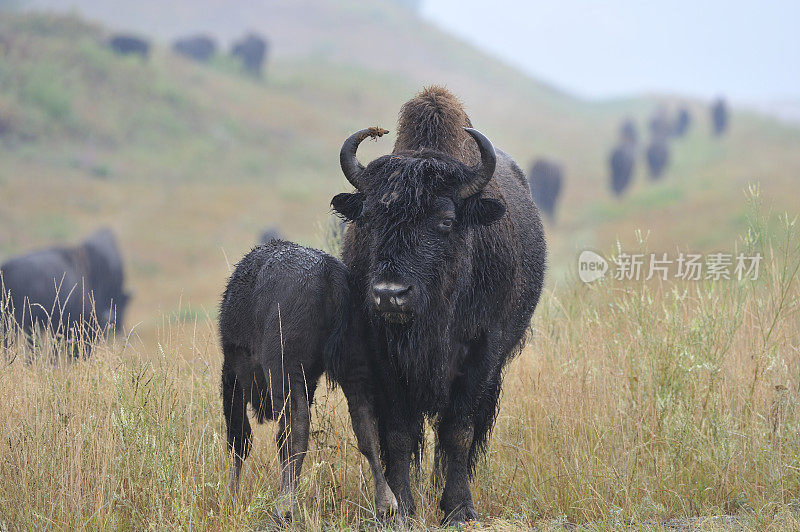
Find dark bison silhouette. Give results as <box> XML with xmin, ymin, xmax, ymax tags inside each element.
<box><xmin>331</xmin><ymin>86</ymin><xmax>546</xmax><ymax>524</ymax></box>
<box><xmin>219</xmin><ymin>240</ymin><xmax>396</xmax><ymax>521</ymax></box>
<box><xmin>649</xmin><ymin>107</ymin><xmax>672</xmax><ymax>138</ymax></box>
<box><xmin>108</xmin><ymin>35</ymin><xmax>150</xmax><ymax>59</ymax></box>
<box><xmin>673</xmin><ymin>107</ymin><xmax>691</xmax><ymax>137</ymax></box>
<box><xmin>0</xmin><ymin>228</ymin><xmax>130</xmax><ymax>357</ymax></box>
<box><xmin>620</xmin><ymin>118</ymin><xmax>639</xmax><ymax>146</ymax></box>
<box><xmin>609</xmin><ymin>143</ymin><xmax>635</xmax><ymax>196</ymax></box>
<box><xmin>711</xmin><ymin>97</ymin><xmax>729</xmax><ymax>136</ymax></box>
<box><xmin>528</xmin><ymin>158</ymin><xmax>563</xmax><ymax>222</ymax></box>
<box><xmin>231</xmin><ymin>33</ymin><xmax>268</xmax><ymax>77</ymax></box>
<box><xmin>258</xmin><ymin>226</ymin><xmax>283</xmax><ymax>245</ymax></box>
<box><xmin>646</xmin><ymin>139</ymin><xmax>670</xmax><ymax>179</ymax></box>
<box><xmin>172</xmin><ymin>35</ymin><xmax>216</xmax><ymax>63</ymax></box>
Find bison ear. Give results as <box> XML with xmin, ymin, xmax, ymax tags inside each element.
<box><xmin>331</xmin><ymin>192</ymin><xmax>365</xmax><ymax>222</ymax></box>
<box><xmin>463</xmin><ymin>197</ymin><xmax>506</xmax><ymax>226</ymax></box>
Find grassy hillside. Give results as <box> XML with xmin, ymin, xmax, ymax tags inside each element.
<box><xmin>1</xmin><ymin>8</ymin><xmax>798</xmax><ymax>346</ymax></box>
<box><xmin>1</xmin><ymin>5</ymin><xmax>800</xmax><ymax>529</ymax></box>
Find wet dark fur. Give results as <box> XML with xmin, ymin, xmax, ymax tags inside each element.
<box><xmin>219</xmin><ymin>241</ymin><xmax>343</xmax><ymax>425</ymax></box>
<box><xmin>219</xmin><ymin>240</ymin><xmax>393</xmax><ymax>519</ymax></box>
<box><xmin>333</xmin><ymin>86</ymin><xmax>546</xmax><ymax>521</ymax></box>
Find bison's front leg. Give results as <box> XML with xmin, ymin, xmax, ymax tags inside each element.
<box><xmin>344</xmin><ymin>392</ymin><xmax>398</xmax><ymax>518</ymax></box>
<box><xmin>437</xmin><ymin>420</ymin><xmax>478</xmax><ymax>525</ymax></box>
<box><xmin>382</xmin><ymin>417</ymin><xmax>421</xmax><ymax>518</ymax></box>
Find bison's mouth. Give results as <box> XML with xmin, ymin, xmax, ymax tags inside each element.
<box><xmin>380</xmin><ymin>311</ymin><xmax>414</xmax><ymax>324</ymax></box>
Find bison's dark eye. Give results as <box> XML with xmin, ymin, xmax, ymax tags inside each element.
<box><xmin>437</xmin><ymin>217</ymin><xmax>454</xmax><ymax>233</ymax></box>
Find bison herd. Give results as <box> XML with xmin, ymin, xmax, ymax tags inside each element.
<box><xmin>108</xmin><ymin>32</ymin><xmax>269</xmax><ymax>77</ymax></box>
<box><xmin>0</xmin><ymin>85</ymin><xmax>733</xmax><ymax>525</ymax></box>
<box><xmin>608</xmin><ymin>99</ymin><xmax>729</xmax><ymax>198</ymax></box>
<box><xmin>531</xmin><ymin>98</ymin><xmax>731</xmax><ymax>221</ymax></box>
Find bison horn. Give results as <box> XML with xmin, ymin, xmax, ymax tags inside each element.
<box><xmin>340</xmin><ymin>127</ymin><xmax>389</xmax><ymax>191</ymax></box>
<box><xmin>459</xmin><ymin>128</ymin><xmax>497</xmax><ymax>199</ymax></box>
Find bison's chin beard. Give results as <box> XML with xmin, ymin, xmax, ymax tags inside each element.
<box><xmin>380</xmin><ymin>311</ymin><xmax>414</xmax><ymax>325</ymax></box>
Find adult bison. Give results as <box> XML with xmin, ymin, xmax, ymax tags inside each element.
<box><xmin>258</xmin><ymin>225</ymin><xmax>284</xmax><ymax>245</ymax></box>
<box><xmin>619</xmin><ymin>118</ymin><xmax>638</xmax><ymax>147</ymax></box>
<box><xmin>331</xmin><ymin>87</ymin><xmax>546</xmax><ymax>524</ymax></box>
<box><xmin>231</xmin><ymin>33</ymin><xmax>268</xmax><ymax>77</ymax></box>
<box><xmin>528</xmin><ymin>158</ymin><xmax>563</xmax><ymax>222</ymax></box>
<box><xmin>172</xmin><ymin>35</ymin><xmax>216</xmax><ymax>62</ymax></box>
<box><xmin>108</xmin><ymin>34</ymin><xmax>150</xmax><ymax>59</ymax></box>
<box><xmin>646</xmin><ymin>139</ymin><xmax>670</xmax><ymax>179</ymax></box>
<box><xmin>649</xmin><ymin>107</ymin><xmax>672</xmax><ymax>138</ymax></box>
<box><xmin>673</xmin><ymin>107</ymin><xmax>691</xmax><ymax>137</ymax></box>
<box><xmin>609</xmin><ymin>143</ymin><xmax>635</xmax><ymax>196</ymax></box>
<box><xmin>711</xmin><ymin>97</ymin><xmax>729</xmax><ymax>136</ymax></box>
<box><xmin>0</xmin><ymin>228</ymin><xmax>130</xmax><ymax>356</ymax></box>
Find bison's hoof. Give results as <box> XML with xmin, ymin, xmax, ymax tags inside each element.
<box><xmin>270</xmin><ymin>510</ymin><xmax>292</xmax><ymax>528</ymax></box>
<box><xmin>441</xmin><ymin>504</ymin><xmax>478</xmax><ymax>527</ymax></box>
<box><xmin>376</xmin><ymin>487</ymin><xmax>399</xmax><ymax>519</ymax></box>
<box><xmin>227</xmin><ymin>468</ymin><xmax>241</xmax><ymax>504</ymax></box>
<box><xmin>272</xmin><ymin>500</ymin><xmax>297</xmax><ymax>526</ymax></box>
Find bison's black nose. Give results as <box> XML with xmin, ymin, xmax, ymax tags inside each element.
<box><xmin>372</xmin><ymin>282</ymin><xmax>413</xmax><ymax>313</ymax></box>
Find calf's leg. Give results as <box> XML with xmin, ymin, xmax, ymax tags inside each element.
<box><xmin>274</xmin><ymin>386</ymin><xmax>311</xmax><ymax>522</ymax></box>
<box><xmin>222</xmin><ymin>362</ymin><xmax>252</xmax><ymax>501</ymax></box>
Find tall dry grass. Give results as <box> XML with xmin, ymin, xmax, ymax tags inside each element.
<box><xmin>1</xmin><ymin>193</ymin><xmax>799</xmax><ymax>530</ymax></box>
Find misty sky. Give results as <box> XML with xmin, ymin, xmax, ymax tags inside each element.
<box><xmin>421</xmin><ymin>0</ymin><xmax>800</xmax><ymax>103</ymax></box>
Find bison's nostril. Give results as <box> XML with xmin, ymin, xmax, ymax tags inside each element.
<box><xmin>373</xmin><ymin>282</ymin><xmax>413</xmax><ymax>311</ymax></box>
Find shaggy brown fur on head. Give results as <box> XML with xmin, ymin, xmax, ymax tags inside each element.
<box><xmin>393</xmin><ymin>86</ymin><xmax>479</xmax><ymax>166</ymax></box>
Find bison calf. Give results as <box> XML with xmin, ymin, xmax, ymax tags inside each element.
<box><xmin>219</xmin><ymin>240</ymin><xmax>396</xmax><ymax>521</ymax></box>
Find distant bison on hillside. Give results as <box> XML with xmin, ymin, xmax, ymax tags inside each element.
<box><xmin>108</xmin><ymin>34</ymin><xmax>150</xmax><ymax>59</ymax></box>
<box><xmin>711</xmin><ymin>97</ymin><xmax>729</xmax><ymax>136</ymax></box>
<box><xmin>231</xmin><ymin>33</ymin><xmax>269</xmax><ymax>77</ymax></box>
<box><xmin>619</xmin><ymin>118</ymin><xmax>639</xmax><ymax>146</ymax></box>
<box><xmin>609</xmin><ymin>143</ymin><xmax>635</xmax><ymax>196</ymax></box>
<box><xmin>646</xmin><ymin>139</ymin><xmax>670</xmax><ymax>180</ymax></box>
<box><xmin>0</xmin><ymin>228</ymin><xmax>130</xmax><ymax>357</ymax></box>
<box><xmin>673</xmin><ymin>107</ymin><xmax>691</xmax><ymax>137</ymax></box>
<box><xmin>528</xmin><ymin>158</ymin><xmax>564</xmax><ymax>222</ymax></box>
<box><xmin>173</xmin><ymin>35</ymin><xmax>217</xmax><ymax>63</ymax></box>
<box><xmin>259</xmin><ymin>226</ymin><xmax>284</xmax><ymax>244</ymax></box>
<box><xmin>649</xmin><ymin>107</ymin><xmax>672</xmax><ymax>138</ymax></box>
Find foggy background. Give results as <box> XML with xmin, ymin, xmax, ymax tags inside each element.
<box><xmin>422</xmin><ymin>0</ymin><xmax>800</xmax><ymax>103</ymax></box>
